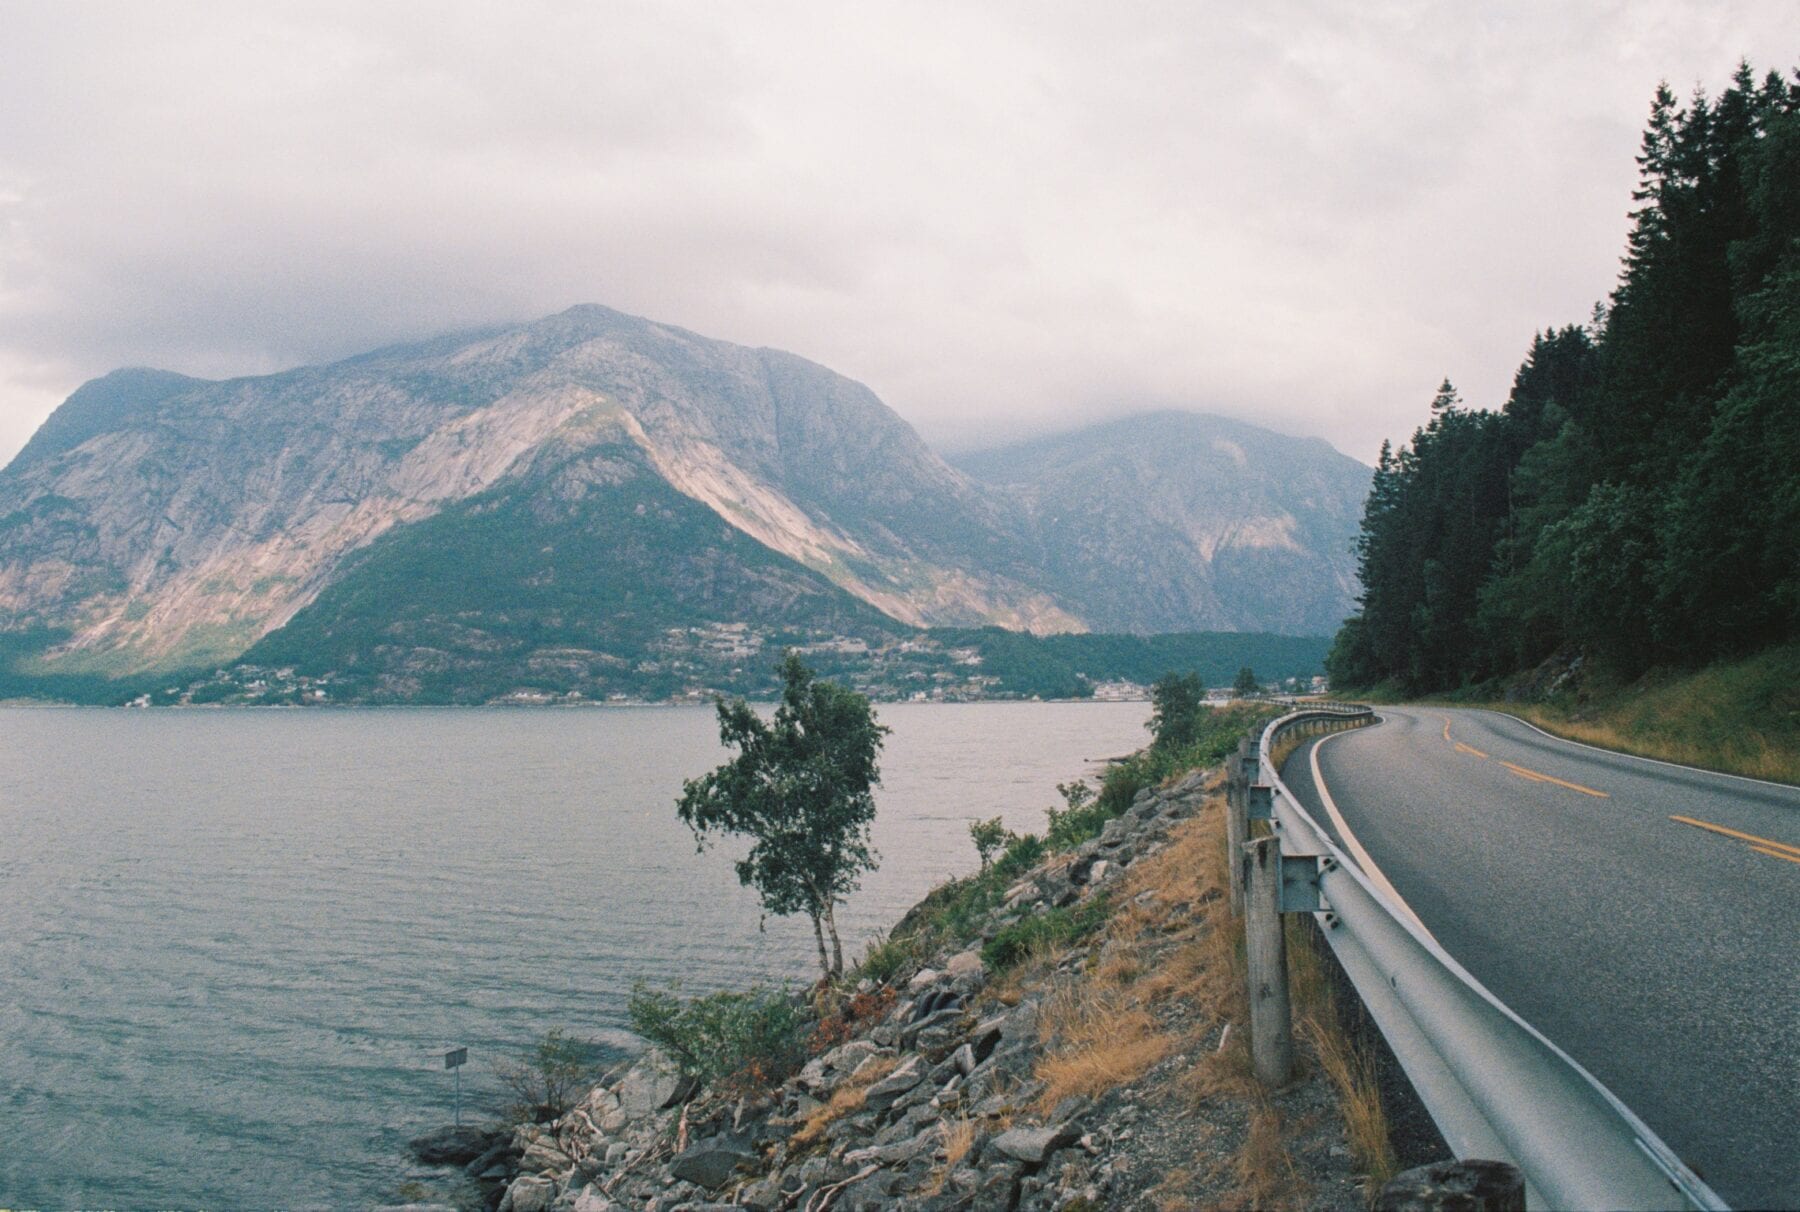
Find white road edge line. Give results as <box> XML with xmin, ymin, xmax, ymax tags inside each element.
<box><xmin>1310</xmin><ymin>727</ymin><xmax>1441</xmax><ymax>944</ymax></box>
<box><xmin>1470</xmin><ymin>707</ymin><xmax>1800</xmax><ymax>795</ymax></box>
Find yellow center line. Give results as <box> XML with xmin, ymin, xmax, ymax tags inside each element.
<box><xmin>1498</xmin><ymin>760</ymin><xmax>1610</xmax><ymax>798</ymax></box>
<box><xmin>1751</xmin><ymin>846</ymin><xmax>1800</xmax><ymax>866</ymax></box>
<box><xmin>1670</xmin><ymin>814</ymin><xmax>1800</xmax><ymax>858</ymax></box>
<box><xmin>1447</xmin><ymin>712</ymin><xmax>1607</xmax><ymax>796</ymax></box>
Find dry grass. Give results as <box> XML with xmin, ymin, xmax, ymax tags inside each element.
<box><xmin>940</xmin><ymin>1115</ymin><xmax>977</xmax><ymax>1168</ymax></box>
<box><xmin>1034</xmin><ymin>985</ymin><xmax>1177</xmax><ymax>1112</ymax></box>
<box><xmin>1287</xmin><ymin>917</ymin><xmax>1398</xmax><ymax>1198</ymax></box>
<box><xmin>1231</xmin><ymin>1102</ymin><xmax>1309</xmax><ymax>1210</ymax></box>
<box><xmin>789</xmin><ymin>1055</ymin><xmax>899</xmax><ymax>1148</ymax></box>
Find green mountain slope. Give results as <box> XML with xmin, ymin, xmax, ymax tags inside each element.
<box><xmin>239</xmin><ymin>438</ymin><xmax>900</xmax><ymax>703</ymax></box>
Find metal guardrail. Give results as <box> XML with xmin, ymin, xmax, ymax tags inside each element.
<box><xmin>1251</xmin><ymin>705</ymin><xmax>1727</xmax><ymax>1212</ymax></box>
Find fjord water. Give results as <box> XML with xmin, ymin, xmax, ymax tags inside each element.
<box><xmin>0</xmin><ymin>702</ymin><xmax>1150</xmax><ymax>1209</ymax></box>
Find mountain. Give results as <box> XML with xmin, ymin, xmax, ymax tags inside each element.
<box><xmin>952</xmin><ymin>412</ymin><xmax>1369</xmax><ymax>636</ymax></box>
<box><xmin>0</xmin><ymin>305</ymin><xmax>1365</xmax><ymax>701</ymax></box>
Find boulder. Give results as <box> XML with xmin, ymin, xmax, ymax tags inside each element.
<box><xmin>615</xmin><ymin>1053</ymin><xmax>684</xmax><ymax>1119</ymax></box>
<box><xmin>944</xmin><ymin>948</ymin><xmax>984</xmax><ymax>979</ymax></box>
<box><xmin>991</xmin><ymin>1125</ymin><xmax>1078</xmax><ymax>1166</ymax></box>
<box><xmin>844</xmin><ymin>1125</ymin><xmax>940</xmax><ymax>1168</ymax></box>
<box><xmin>906</xmin><ymin>967</ymin><xmax>942</xmax><ymax>991</ymax></box>
<box><xmin>463</xmin><ymin>1139</ymin><xmax>514</xmax><ymax>1177</ymax></box>
<box><xmin>860</xmin><ymin>1056</ymin><xmax>927</xmax><ymax>1113</ymax></box>
<box><xmin>408</xmin><ymin>1123</ymin><xmax>498</xmax><ymax>1166</ymax></box>
<box><xmin>570</xmin><ymin>1188</ymin><xmax>614</xmax><ymax>1212</ymax></box>
<box><xmin>498</xmin><ymin>1175</ymin><xmax>556</xmax><ymax>1212</ymax></box>
<box><xmin>669</xmin><ymin>1134</ymin><xmax>758</xmax><ymax>1190</ymax></box>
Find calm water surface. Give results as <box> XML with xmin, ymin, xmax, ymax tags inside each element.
<box><xmin>0</xmin><ymin>702</ymin><xmax>1150</xmax><ymax>1209</ymax></box>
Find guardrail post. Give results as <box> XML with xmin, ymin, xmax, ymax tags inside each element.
<box><xmin>1243</xmin><ymin>834</ymin><xmax>1292</xmax><ymax>1085</ymax></box>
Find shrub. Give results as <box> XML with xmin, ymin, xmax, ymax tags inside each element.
<box><xmin>1045</xmin><ymin>779</ymin><xmax>1113</xmax><ymax>849</ymax></box>
<box><xmin>968</xmin><ymin>816</ymin><xmax>1009</xmax><ymax>869</ymax></box>
<box><xmin>990</xmin><ymin>833</ymin><xmax>1045</xmax><ymax>882</ymax></box>
<box><xmin>854</xmin><ymin>930</ymin><xmax>922</xmax><ymax>985</ymax></box>
<box><xmin>626</xmin><ymin>982</ymin><xmax>808</xmax><ymax>1091</ymax></box>
<box><xmin>495</xmin><ymin>1028</ymin><xmax>604</xmax><ymax>1123</ymax></box>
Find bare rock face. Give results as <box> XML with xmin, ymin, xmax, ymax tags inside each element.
<box><xmin>0</xmin><ymin>305</ymin><xmax>1076</xmax><ymax>678</ymax></box>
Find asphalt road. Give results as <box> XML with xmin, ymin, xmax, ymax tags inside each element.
<box><xmin>1279</xmin><ymin>706</ymin><xmax>1799</xmax><ymax>1211</ymax></box>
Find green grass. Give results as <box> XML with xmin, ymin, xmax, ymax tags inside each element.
<box><xmin>1498</xmin><ymin>643</ymin><xmax>1800</xmax><ymax>784</ymax></box>
<box><xmin>981</xmin><ymin>896</ymin><xmax>1111</xmax><ymax>971</ymax></box>
<box><xmin>1361</xmin><ymin>642</ymin><xmax>1800</xmax><ymax>785</ymax></box>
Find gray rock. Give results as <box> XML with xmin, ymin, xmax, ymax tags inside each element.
<box><xmin>464</xmin><ymin>1139</ymin><xmax>514</xmax><ymax>1176</ymax></box>
<box><xmin>844</xmin><ymin>1125</ymin><xmax>940</xmax><ymax>1167</ymax></box>
<box><xmin>821</xmin><ymin>1038</ymin><xmax>878</xmax><ymax>1073</ymax></box>
<box><xmin>500</xmin><ymin>1175</ymin><xmax>557</xmax><ymax>1212</ymax></box>
<box><xmin>616</xmin><ymin>1053</ymin><xmax>683</xmax><ymax>1119</ymax></box>
<box><xmin>860</xmin><ymin>1055</ymin><xmax>926</xmax><ymax>1112</ymax></box>
<box><xmin>973</xmin><ymin>1162</ymin><xmax>1022</xmax><ymax>1208</ymax></box>
<box><xmin>669</xmin><ymin>1134</ymin><xmax>757</xmax><ymax>1190</ymax></box>
<box><xmin>409</xmin><ymin>1123</ymin><xmax>499</xmax><ymax>1165</ymax></box>
<box><xmin>944</xmin><ymin>948</ymin><xmax>984</xmax><ymax>979</ymax></box>
<box><xmin>570</xmin><ymin>1188</ymin><xmax>614</xmax><ymax>1212</ymax></box>
<box><xmin>906</xmin><ymin>967</ymin><xmax>942</xmax><ymax>991</ymax></box>
<box><xmin>952</xmin><ymin>1043</ymin><xmax>979</xmax><ymax>1075</ymax></box>
<box><xmin>991</xmin><ymin>1125</ymin><xmax>1078</xmax><ymax>1166</ymax></box>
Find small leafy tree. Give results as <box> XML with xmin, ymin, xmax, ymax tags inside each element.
<box><xmin>968</xmin><ymin>816</ymin><xmax>1009</xmax><ymax>869</ymax></box>
<box><xmin>1233</xmin><ymin>666</ymin><xmax>1260</xmax><ymax>696</ymax></box>
<box><xmin>677</xmin><ymin>653</ymin><xmax>887</xmax><ymax>980</ymax></box>
<box><xmin>495</xmin><ymin>1028</ymin><xmax>603</xmax><ymax>1123</ymax></box>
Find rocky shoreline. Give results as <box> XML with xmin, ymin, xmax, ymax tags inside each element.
<box><xmin>392</xmin><ymin>765</ymin><xmax>1380</xmax><ymax>1211</ymax></box>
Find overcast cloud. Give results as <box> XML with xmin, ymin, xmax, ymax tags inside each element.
<box><xmin>0</xmin><ymin>1</ymin><xmax>1793</xmax><ymax>466</ymax></box>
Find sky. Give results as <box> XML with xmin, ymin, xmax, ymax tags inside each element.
<box><xmin>0</xmin><ymin>2</ymin><xmax>1793</xmax><ymax>468</ymax></box>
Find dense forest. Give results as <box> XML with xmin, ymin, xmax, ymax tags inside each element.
<box><xmin>1329</xmin><ymin>62</ymin><xmax>1800</xmax><ymax>693</ymax></box>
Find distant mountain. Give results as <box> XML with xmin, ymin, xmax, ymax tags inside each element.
<box><xmin>953</xmin><ymin>412</ymin><xmax>1369</xmax><ymax>636</ymax></box>
<box><xmin>0</xmin><ymin>306</ymin><xmax>1365</xmax><ymax>700</ymax></box>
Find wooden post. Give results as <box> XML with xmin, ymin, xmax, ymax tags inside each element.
<box><xmin>1243</xmin><ymin>834</ymin><xmax>1292</xmax><ymax>1085</ymax></box>
<box><xmin>1227</xmin><ymin>737</ymin><xmax>1252</xmax><ymax>915</ymax></box>
<box><xmin>1374</xmin><ymin>1160</ymin><xmax>1525</xmax><ymax>1212</ymax></box>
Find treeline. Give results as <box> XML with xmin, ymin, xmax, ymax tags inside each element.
<box><xmin>932</xmin><ymin>627</ymin><xmax>1328</xmax><ymax>699</ymax></box>
<box><xmin>1330</xmin><ymin>62</ymin><xmax>1800</xmax><ymax>693</ymax></box>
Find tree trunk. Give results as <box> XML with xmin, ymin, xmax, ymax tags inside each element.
<box><xmin>824</xmin><ymin>902</ymin><xmax>844</xmax><ymax>976</ymax></box>
<box><xmin>810</xmin><ymin>913</ymin><xmax>832</xmax><ymax>981</ymax></box>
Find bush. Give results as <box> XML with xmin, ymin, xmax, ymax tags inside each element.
<box><xmin>626</xmin><ymin>983</ymin><xmax>808</xmax><ymax>1091</ymax></box>
<box><xmin>854</xmin><ymin>931</ymin><xmax>921</xmax><ymax>985</ymax></box>
<box><xmin>495</xmin><ymin>1028</ymin><xmax>604</xmax><ymax>1123</ymax></box>
<box><xmin>1045</xmin><ymin>779</ymin><xmax>1112</xmax><ymax>849</ymax></box>
<box><xmin>990</xmin><ymin>833</ymin><xmax>1045</xmax><ymax>882</ymax></box>
<box><xmin>968</xmin><ymin>816</ymin><xmax>1009</xmax><ymax>869</ymax></box>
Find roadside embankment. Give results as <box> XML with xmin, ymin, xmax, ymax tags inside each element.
<box><xmin>394</xmin><ymin>755</ymin><xmax>1404</xmax><ymax>1211</ymax></box>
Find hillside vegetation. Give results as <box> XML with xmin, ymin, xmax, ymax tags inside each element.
<box><xmin>1461</xmin><ymin>642</ymin><xmax>1800</xmax><ymax>785</ymax></box>
<box><xmin>1329</xmin><ymin>63</ymin><xmax>1800</xmax><ymax>725</ymax></box>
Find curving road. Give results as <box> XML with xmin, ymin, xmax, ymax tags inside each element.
<box><xmin>1278</xmin><ymin>706</ymin><xmax>1799</xmax><ymax>1211</ymax></box>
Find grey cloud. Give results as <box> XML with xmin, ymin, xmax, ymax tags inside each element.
<box><xmin>0</xmin><ymin>0</ymin><xmax>1794</xmax><ymax>468</ymax></box>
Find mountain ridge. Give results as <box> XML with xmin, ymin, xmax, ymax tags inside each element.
<box><xmin>0</xmin><ymin>305</ymin><xmax>1366</xmax><ymax>696</ymax></box>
